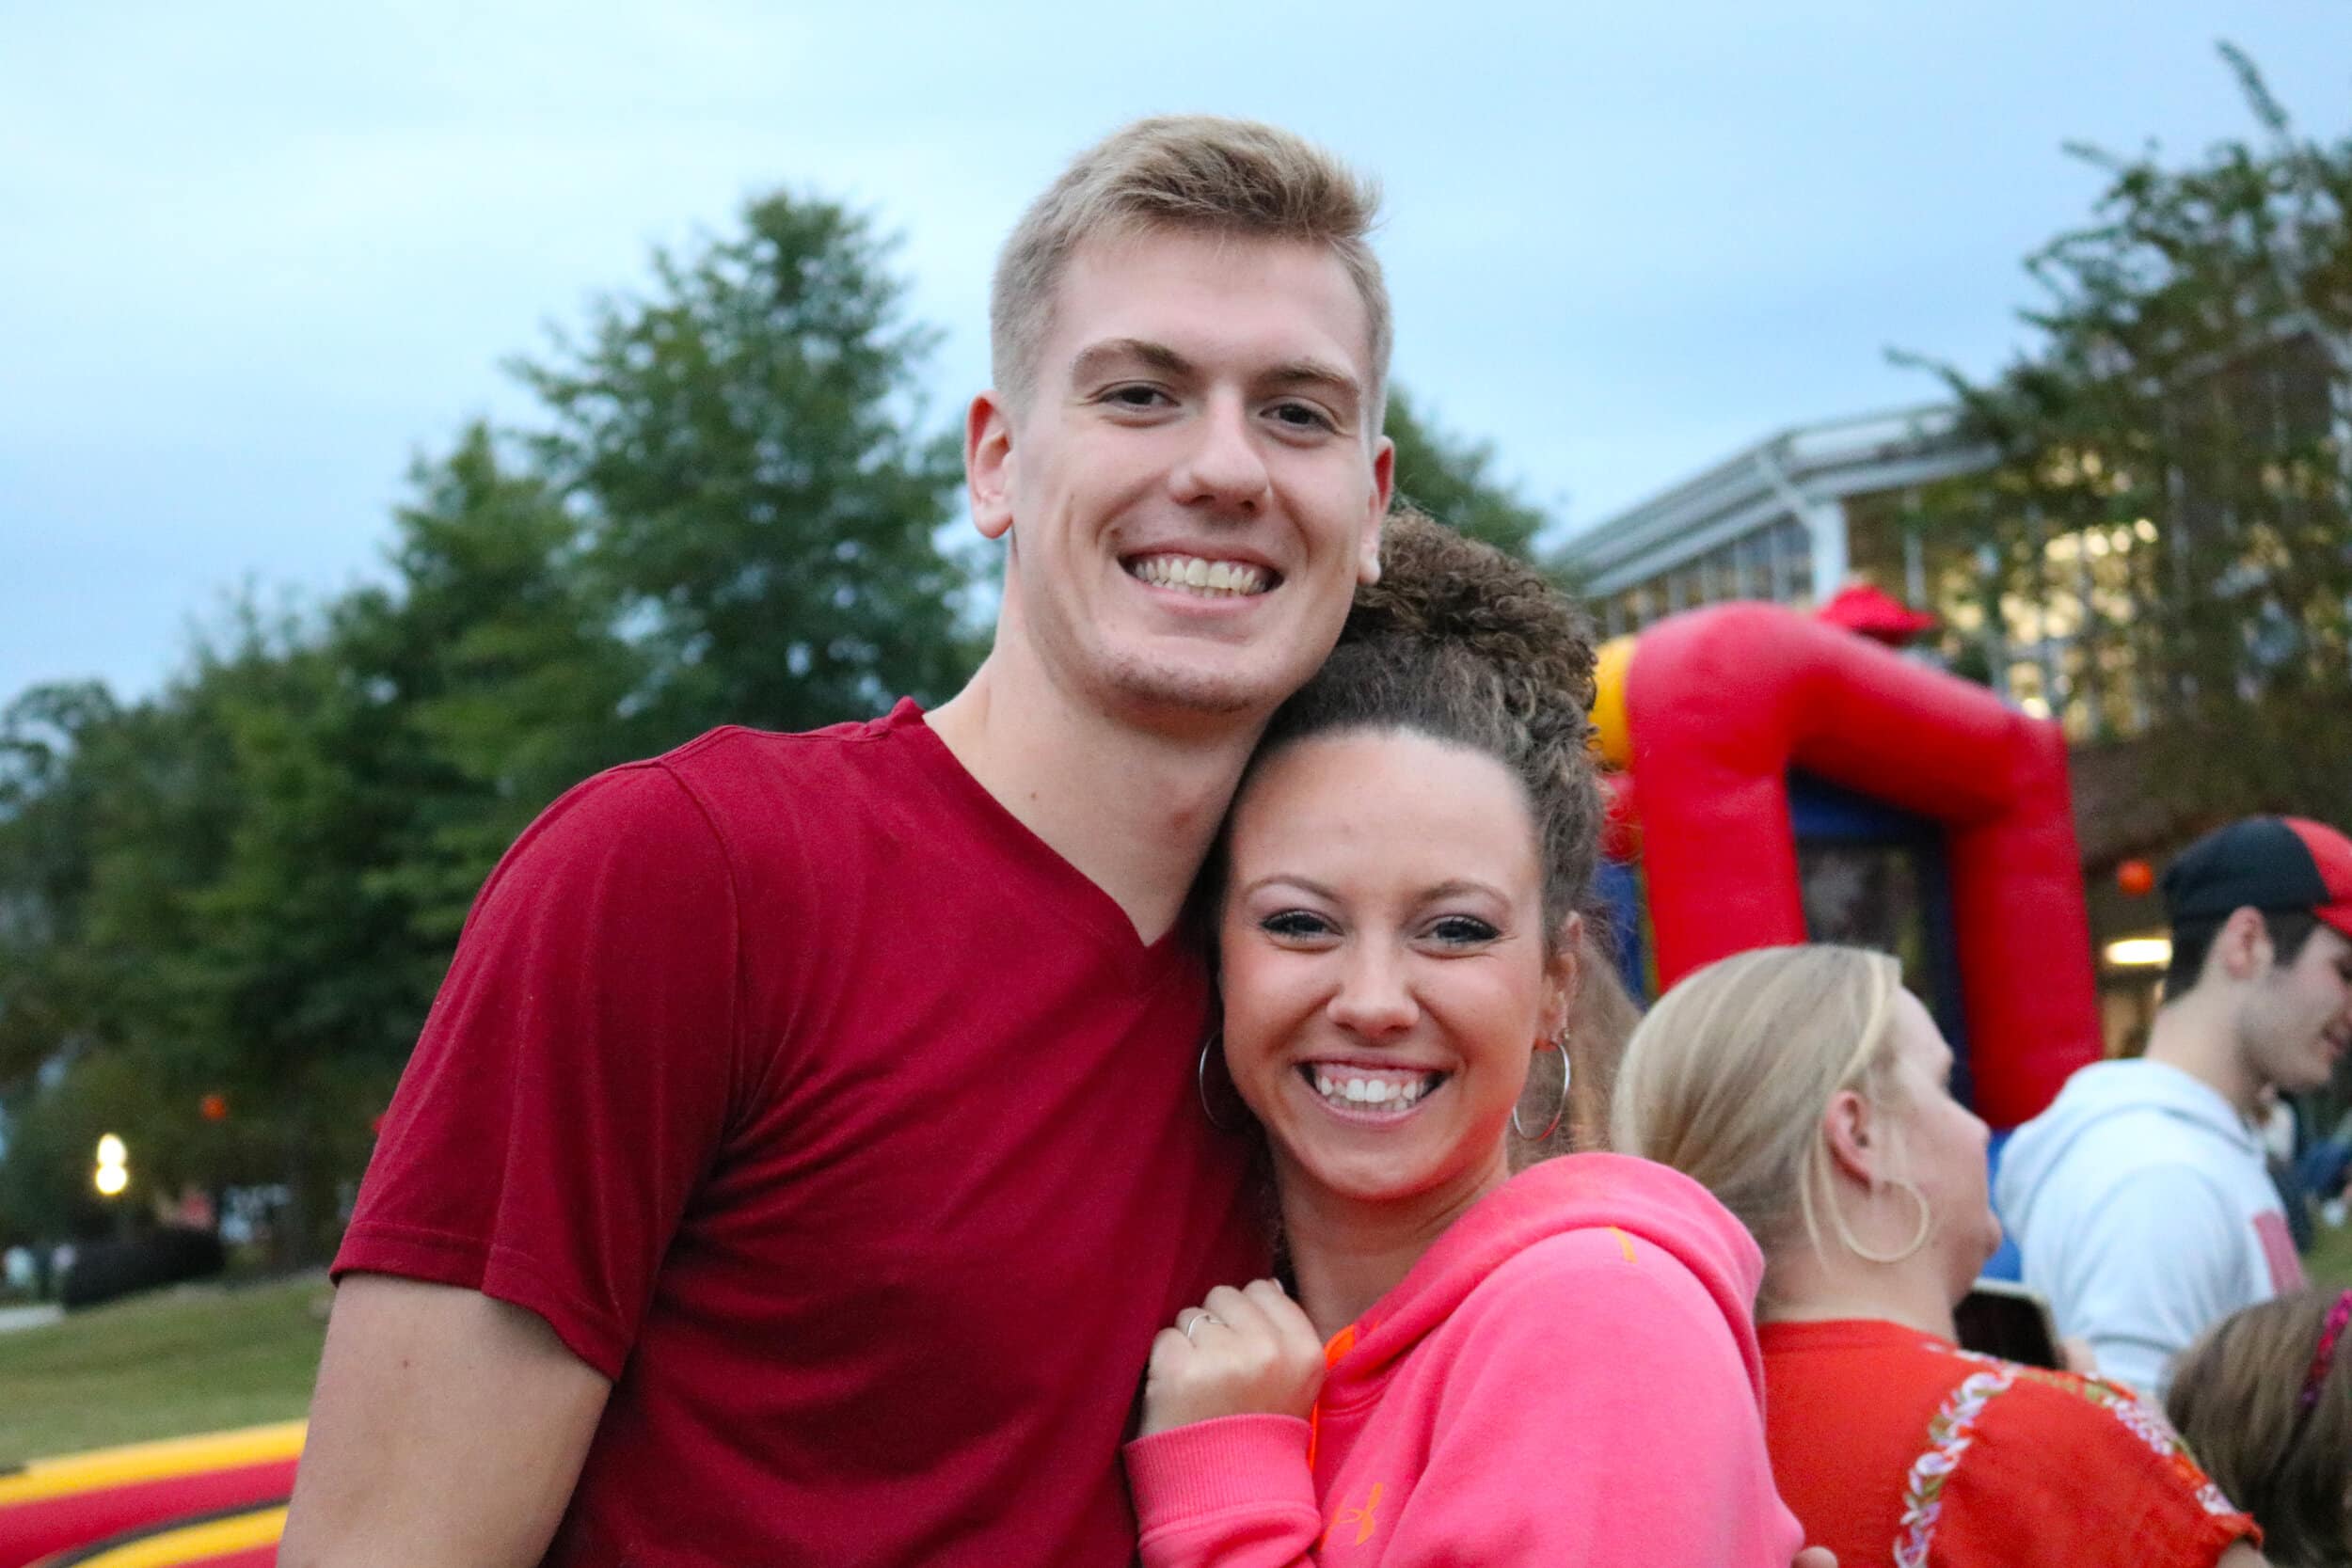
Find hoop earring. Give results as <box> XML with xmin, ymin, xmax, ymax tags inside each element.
<box><xmin>1844</xmin><ymin>1177</ymin><xmax>1932</xmax><ymax>1265</ymax></box>
<box><xmin>1511</xmin><ymin>1038</ymin><xmax>1572</xmax><ymax>1143</ymax></box>
<box><xmin>1197</xmin><ymin>1035</ymin><xmax>1248</xmax><ymax>1133</ymax></box>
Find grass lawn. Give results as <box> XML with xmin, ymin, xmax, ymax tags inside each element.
<box><xmin>0</xmin><ymin>1275</ymin><xmax>326</xmax><ymax>1465</ymax></box>
<box><xmin>2307</xmin><ymin>1213</ymin><xmax>2352</xmax><ymax>1289</ymax></box>
<box><xmin>0</xmin><ymin>1223</ymin><xmax>2340</xmax><ymax>1470</ymax></box>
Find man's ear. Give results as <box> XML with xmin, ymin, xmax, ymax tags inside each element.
<box><xmin>1358</xmin><ymin>436</ymin><xmax>1395</xmax><ymax>585</ymax></box>
<box><xmin>1822</xmin><ymin>1090</ymin><xmax>1882</xmax><ymax>1188</ymax></box>
<box><xmin>967</xmin><ymin>390</ymin><xmax>1017</xmax><ymax>542</ymax></box>
<box><xmin>2217</xmin><ymin>906</ymin><xmax>2273</xmax><ymax>982</ymax></box>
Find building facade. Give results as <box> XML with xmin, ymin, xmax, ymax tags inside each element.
<box><xmin>1561</xmin><ymin>322</ymin><xmax>2347</xmax><ymax>1054</ymax></box>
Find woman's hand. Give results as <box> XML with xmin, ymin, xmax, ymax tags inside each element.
<box><xmin>1138</xmin><ymin>1279</ymin><xmax>1327</xmax><ymax>1438</ymax></box>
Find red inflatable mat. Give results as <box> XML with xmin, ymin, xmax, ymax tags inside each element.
<box><xmin>0</xmin><ymin>1424</ymin><xmax>300</xmax><ymax>1568</ymax></box>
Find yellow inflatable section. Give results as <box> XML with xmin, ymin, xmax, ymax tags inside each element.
<box><xmin>1590</xmin><ymin>635</ymin><xmax>1635</xmax><ymax>769</ymax></box>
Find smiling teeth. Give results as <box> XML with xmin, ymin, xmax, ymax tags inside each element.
<box><xmin>1311</xmin><ymin>1070</ymin><xmax>1434</xmax><ymax>1110</ymax></box>
<box><xmin>1130</xmin><ymin>554</ymin><xmax>1270</xmax><ymax>596</ymax></box>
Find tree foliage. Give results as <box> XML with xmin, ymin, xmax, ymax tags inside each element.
<box><xmin>1905</xmin><ymin>45</ymin><xmax>2350</xmax><ymax>825</ymax></box>
<box><xmin>0</xmin><ymin>191</ymin><xmax>977</xmax><ymax>1253</ymax></box>
<box><xmin>1384</xmin><ymin>386</ymin><xmax>1553</xmax><ymax>562</ymax></box>
<box><xmin>514</xmin><ymin>195</ymin><xmax>974</xmax><ymax>740</ymax></box>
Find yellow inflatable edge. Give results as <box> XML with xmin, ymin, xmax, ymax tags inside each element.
<box><xmin>56</xmin><ymin>1503</ymin><xmax>288</xmax><ymax>1568</ymax></box>
<box><xmin>0</xmin><ymin>1422</ymin><xmax>305</xmax><ymax>1506</ymax></box>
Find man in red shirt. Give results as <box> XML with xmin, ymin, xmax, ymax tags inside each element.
<box><xmin>278</xmin><ymin>118</ymin><xmax>1395</xmax><ymax>1568</ymax></box>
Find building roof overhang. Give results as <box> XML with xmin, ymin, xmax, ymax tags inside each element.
<box><xmin>1561</xmin><ymin>403</ymin><xmax>1999</xmax><ymax>594</ymax></box>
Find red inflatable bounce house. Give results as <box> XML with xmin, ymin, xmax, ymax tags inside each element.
<box><xmin>1590</xmin><ymin>601</ymin><xmax>2103</xmax><ymax>1132</ymax></box>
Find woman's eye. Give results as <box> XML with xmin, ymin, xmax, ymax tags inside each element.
<box><xmin>1427</xmin><ymin>916</ymin><xmax>1500</xmax><ymax>947</ymax></box>
<box><xmin>1261</xmin><ymin>910</ymin><xmax>1334</xmax><ymax>940</ymax></box>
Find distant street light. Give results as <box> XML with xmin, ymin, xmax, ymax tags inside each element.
<box><xmin>94</xmin><ymin>1132</ymin><xmax>129</xmax><ymax>1199</ymax></box>
<box><xmin>2104</xmin><ymin>937</ymin><xmax>2172</xmax><ymax>969</ymax></box>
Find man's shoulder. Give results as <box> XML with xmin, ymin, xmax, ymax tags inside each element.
<box><xmin>2065</xmin><ymin>1099</ymin><xmax>2239</xmax><ymax>1164</ymax></box>
<box><xmin>496</xmin><ymin>709</ymin><xmax>927</xmax><ymax>892</ymax></box>
<box><xmin>658</xmin><ymin>707</ymin><xmax>914</xmax><ymax>784</ymax></box>
<box><xmin>641</xmin><ymin>705</ymin><xmax>933</xmax><ymax>824</ymax></box>
<box><xmin>2026</xmin><ymin>1117</ymin><xmax>2253</xmax><ymax>1215</ymax></box>
<box><xmin>2012</xmin><ymin>1062</ymin><xmax>2245</xmax><ymax>1173</ymax></box>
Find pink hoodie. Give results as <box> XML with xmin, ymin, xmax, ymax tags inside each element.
<box><xmin>1123</xmin><ymin>1153</ymin><xmax>1804</xmax><ymax>1566</ymax></box>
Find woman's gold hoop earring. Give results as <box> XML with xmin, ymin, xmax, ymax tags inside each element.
<box><xmin>1845</xmin><ymin>1178</ymin><xmax>1933</xmax><ymax>1265</ymax></box>
<box><xmin>1511</xmin><ymin>1038</ymin><xmax>1572</xmax><ymax>1143</ymax></box>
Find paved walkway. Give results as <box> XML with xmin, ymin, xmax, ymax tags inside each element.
<box><xmin>0</xmin><ymin>1303</ymin><xmax>64</xmax><ymax>1334</ymax></box>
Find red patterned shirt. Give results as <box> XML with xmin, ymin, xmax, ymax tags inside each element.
<box><xmin>1762</xmin><ymin>1318</ymin><xmax>2256</xmax><ymax>1567</ymax></box>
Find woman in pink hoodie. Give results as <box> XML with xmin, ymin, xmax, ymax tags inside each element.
<box><xmin>1121</xmin><ymin>513</ymin><xmax>1810</xmax><ymax>1566</ymax></box>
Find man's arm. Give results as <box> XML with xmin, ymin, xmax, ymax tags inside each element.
<box><xmin>292</xmin><ymin>765</ymin><xmax>744</xmax><ymax>1561</ymax></box>
<box><xmin>278</xmin><ymin>1276</ymin><xmax>612</xmax><ymax>1568</ymax></box>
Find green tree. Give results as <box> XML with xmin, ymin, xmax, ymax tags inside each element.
<box><xmin>0</xmin><ymin>683</ymin><xmax>118</xmax><ymax>1092</ymax></box>
<box><xmin>0</xmin><ymin>189</ymin><xmax>1000</xmax><ymax>1250</ymax></box>
<box><xmin>515</xmin><ymin>193</ymin><xmax>976</xmax><ymax>743</ymax></box>
<box><xmin>1905</xmin><ymin>45</ymin><xmax>2351</xmax><ymax>823</ymax></box>
<box><xmin>116</xmin><ymin>617</ymin><xmax>416</xmax><ymax>1247</ymax></box>
<box><xmin>1384</xmin><ymin>386</ymin><xmax>1553</xmax><ymax>562</ymax></box>
<box><xmin>0</xmin><ymin>636</ymin><xmax>355</xmax><ymax>1245</ymax></box>
<box><xmin>342</xmin><ymin>422</ymin><xmax>649</xmax><ymax>952</ymax></box>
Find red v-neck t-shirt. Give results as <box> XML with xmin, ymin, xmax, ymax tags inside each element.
<box><xmin>336</xmin><ymin>701</ymin><xmax>1267</xmax><ymax>1566</ymax></box>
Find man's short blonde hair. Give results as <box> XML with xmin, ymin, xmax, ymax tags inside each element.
<box><xmin>990</xmin><ymin>116</ymin><xmax>1389</xmax><ymax>417</ymax></box>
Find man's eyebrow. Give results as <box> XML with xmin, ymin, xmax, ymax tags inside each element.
<box><xmin>1263</xmin><ymin>357</ymin><xmax>1365</xmax><ymax>405</ymax></box>
<box><xmin>1064</xmin><ymin>341</ymin><xmax>1363</xmax><ymax>409</ymax></box>
<box><xmin>1068</xmin><ymin>338</ymin><xmax>1193</xmax><ymax>384</ymax></box>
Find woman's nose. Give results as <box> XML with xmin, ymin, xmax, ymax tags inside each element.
<box><xmin>1326</xmin><ymin>946</ymin><xmax>1418</xmax><ymax>1037</ymax></box>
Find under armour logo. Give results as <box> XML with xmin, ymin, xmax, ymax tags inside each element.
<box><xmin>1327</xmin><ymin>1481</ymin><xmax>1385</xmax><ymax>1547</ymax></box>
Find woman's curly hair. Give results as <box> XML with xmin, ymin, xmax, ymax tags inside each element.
<box><xmin>1247</xmin><ymin>506</ymin><xmax>1604</xmax><ymax>950</ymax></box>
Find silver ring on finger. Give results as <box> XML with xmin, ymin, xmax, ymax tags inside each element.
<box><xmin>1181</xmin><ymin>1310</ymin><xmax>1225</xmax><ymax>1343</ymax></box>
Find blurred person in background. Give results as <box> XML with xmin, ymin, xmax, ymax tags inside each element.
<box><xmin>1617</xmin><ymin>943</ymin><xmax>2265</xmax><ymax>1568</ymax></box>
<box><xmin>1121</xmin><ymin>516</ymin><xmax>1809</xmax><ymax>1566</ymax></box>
<box><xmin>2169</xmin><ymin>1289</ymin><xmax>2352</xmax><ymax>1568</ymax></box>
<box><xmin>1998</xmin><ymin>817</ymin><xmax>2352</xmax><ymax>1397</ymax></box>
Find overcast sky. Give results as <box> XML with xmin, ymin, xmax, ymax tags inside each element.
<box><xmin>4</xmin><ymin>2</ymin><xmax>2346</xmax><ymax>707</ymax></box>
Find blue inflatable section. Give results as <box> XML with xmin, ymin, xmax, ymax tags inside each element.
<box><xmin>1592</xmin><ymin>855</ymin><xmax>1647</xmax><ymax>1001</ymax></box>
<box><xmin>1981</xmin><ymin>1128</ymin><xmax>2022</xmax><ymax>1281</ymax></box>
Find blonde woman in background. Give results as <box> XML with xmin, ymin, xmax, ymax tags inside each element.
<box><xmin>1614</xmin><ymin>944</ymin><xmax>2264</xmax><ymax>1568</ymax></box>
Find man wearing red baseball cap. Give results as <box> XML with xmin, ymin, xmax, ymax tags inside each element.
<box><xmin>1997</xmin><ymin>816</ymin><xmax>2352</xmax><ymax>1396</ymax></box>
